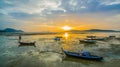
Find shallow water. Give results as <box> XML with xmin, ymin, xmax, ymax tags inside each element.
<box><xmin>0</xmin><ymin>32</ymin><xmax>120</xmax><ymax>67</ymax></box>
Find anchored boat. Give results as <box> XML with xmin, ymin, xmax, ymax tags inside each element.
<box><xmin>63</xmin><ymin>50</ymin><xmax>103</xmax><ymax>61</ymax></box>
<box><xmin>79</xmin><ymin>39</ymin><xmax>96</xmax><ymax>44</ymax></box>
<box><xmin>19</xmin><ymin>41</ymin><xmax>36</xmax><ymax>47</ymax></box>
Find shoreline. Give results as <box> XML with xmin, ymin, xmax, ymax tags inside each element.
<box><xmin>0</xmin><ymin>31</ymin><xmax>120</xmax><ymax>36</ymax></box>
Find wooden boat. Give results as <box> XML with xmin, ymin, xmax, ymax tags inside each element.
<box><xmin>19</xmin><ymin>41</ymin><xmax>36</xmax><ymax>47</ymax></box>
<box><xmin>116</xmin><ymin>37</ymin><xmax>120</xmax><ymax>40</ymax></box>
<box><xmin>79</xmin><ymin>39</ymin><xmax>96</xmax><ymax>44</ymax></box>
<box><xmin>107</xmin><ymin>36</ymin><xmax>116</xmax><ymax>39</ymax></box>
<box><xmin>86</xmin><ymin>38</ymin><xmax>105</xmax><ymax>41</ymax></box>
<box><xmin>87</xmin><ymin>36</ymin><xmax>105</xmax><ymax>41</ymax></box>
<box><xmin>87</xmin><ymin>36</ymin><xmax>96</xmax><ymax>39</ymax></box>
<box><xmin>63</xmin><ymin>50</ymin><xmax>103</xmax><ymax>61</ymax></box>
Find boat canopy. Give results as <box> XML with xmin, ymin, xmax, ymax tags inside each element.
<box><xmin>81</xmin><ymin>51</ymin><xmax>91</xmax><ymax>56</ymax></box>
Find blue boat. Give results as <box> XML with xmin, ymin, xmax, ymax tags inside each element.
<box><xmin>63</xmin><ymin>50</ymin><xmax>103</xmax><ymax>61</ymax></box>
<box><xmin>54</xmin><ymin>36</ymin><xmax>62</xmax><ymax>41</ymax></box>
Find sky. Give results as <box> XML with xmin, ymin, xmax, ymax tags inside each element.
<box><xmin>0</xmin><ymin>0</ymin><xmax>120</xmax><ymax>32</ymax></box>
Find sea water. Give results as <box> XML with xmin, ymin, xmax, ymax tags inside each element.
<box><xmin>0</xmin><ymin>32</ymin><xmax>120</xmax><ymax>67</ymax></box>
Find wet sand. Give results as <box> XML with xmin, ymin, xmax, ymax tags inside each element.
<box><xmin>0</xmin><ymin>32</ymin><xmax>120</xmax><ymax>67</ymax></box>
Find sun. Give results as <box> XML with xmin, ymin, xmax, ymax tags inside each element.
<box><xmin>62</xmin><ymin>26</ymin><xmax>72</xmax><ymax>31</ymax></box>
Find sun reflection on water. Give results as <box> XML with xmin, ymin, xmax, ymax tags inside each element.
<box><xmin>64</xmin><ymin>32</ymin><xmax>69</xmax><ymax>39</ymax></box>
<box><xmin>62</xmin><ymin>32</ymin><xmax>73</xmax><ymax>50</ymax></box>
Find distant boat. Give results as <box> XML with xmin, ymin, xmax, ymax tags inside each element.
<box><xmin>105</xmin><ymin>35</ymin><xmax>116</xmax><ymax>40</ymax></box>
<box><xmin>63</xmin><ymin>50</ymin><xmax>103</xmax><ymax>61</ymax></box>
<box><xmin>86</xmin><ymin>36</ymin><xmax>105</xmax><ymax>41</ymax></box>
<box><xmin>87</xmin><ymin>36</ymin><xmax>96</xmax><ymax>39</ymax></box>
<box><xmin>79</xmin><ymin>39</ymin><xmax>96</xmax><ymax>44</ymax></box>
<box><xmin>86</xmin><ymin>38</ymin><xmax>105</xmax><ymax>41</ymax></box>
<box><xmin>108</xmin><ymin>36</ymin><xmax>116</xmax><ymax>38</ymax></box>
<box><xmin>116</xmin><ymin>37</ymin><xmax>120</xmax><ymax>40</ymax></box>
<box><xmin>54</xmin><ymin>36</ymin><xmax>62</xmax><ymax>41</ymax></box>
<box><xmin>19</xmin><ymin>41</ymin><xmax>36</xmax><ymax>47</ymax></box>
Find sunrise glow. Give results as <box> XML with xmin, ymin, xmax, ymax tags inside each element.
<box><xmin>62</xmin><ymin>26</ymin><xmax>72</xmax><ymax>31</ymax></box>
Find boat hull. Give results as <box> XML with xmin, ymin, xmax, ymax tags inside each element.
<box><xmin>19</xmin><ymin>42</ymin><xmax>36</xmax><ymax>47</ymax></box>
<box><xmin>80</xmin><ymin>40</ymin><xmax>96</xmax><ymax>44</ymax></box>
<box><xmin>64</xmin><ymin>51</ymin><xmax>103</xmax><ymax>61</ymax></box>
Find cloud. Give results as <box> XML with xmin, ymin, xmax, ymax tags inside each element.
<box><xmin>69</xmin><ymin>0</ymin><xmax>78</xmax><ymax>6</ymax></box>
<box><xmin>1</xmin><ymin>0</ymin><xmax>65</xmax><ymax>14</ymax></box>
<box><xmin>0</xmin><ymin>0</ymin><xmax>120</xmax><ymax>31</ymax></box>
<box><xmin>101</xmin><ymin>0</ymin><xmax>120</xmax><ymax>5</ymax></box>
<box><xmin>1</xmin><ymin>0</ymin><xmax>120</xmax><ymax>18</ymax></box>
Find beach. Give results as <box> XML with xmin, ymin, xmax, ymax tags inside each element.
<box><xmin>0</xmin><ymin>32</ymin><xmax>120</xmax><ymax>67</ymax></box>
